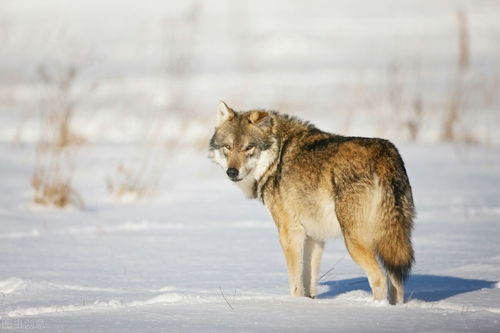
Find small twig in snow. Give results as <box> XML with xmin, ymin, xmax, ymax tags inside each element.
<box><xmin>219</xmin><ymin>287</ymin><xmax>234</xmax><ymax>311</ymax></box>
<box><xmin>407</xmin><ymin>290</ymin><xmax>415</xmax><ymax>302</ymax></box>
<box><xmin>319</xmin><ymin>255</ymin><xmax>346</xmax><ymax>282</ymax></box>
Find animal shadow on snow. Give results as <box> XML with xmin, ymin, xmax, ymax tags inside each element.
<box><xmin>318</xmin><ymin>274</ymin><xmax>497</xmax><ymax>302</ymax></box>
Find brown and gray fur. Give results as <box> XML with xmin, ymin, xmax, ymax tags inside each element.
<box><xmin>208</xmin><ymin>102</ymin><xmax>415</xmax><ymax>305</ymax></box>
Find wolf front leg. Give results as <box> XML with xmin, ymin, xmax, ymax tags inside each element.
<box><xmin>277</xmin><ymin>224</ymin><xmax>306</xmax><ymax>297</ymax></box>
<box><xmin>268</xmin><ymin>202</ymin><xmax>306</xmax><ymax>296</ymax></box>
<box><xmin>303</xmin><ymin>236</ymin><xmax>325</xmax><ymax>298</ymax></box>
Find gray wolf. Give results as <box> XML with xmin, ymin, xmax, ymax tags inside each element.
<box><xmin>208</xmin><ymin>101</ymin><xmax>415</xmax><ymax>305</ymax></box>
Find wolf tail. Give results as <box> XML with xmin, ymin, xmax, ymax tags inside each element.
<box><xmin>376</xmin><ymin>148</ymin><xmax>415</xmax><ymax>283</ymax></box>
<box><xmin>376</xmin><ymin>206</ymin><xmax>414</xmax><ymax>283</ymax></box>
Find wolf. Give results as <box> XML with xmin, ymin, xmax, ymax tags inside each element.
<box><xmin>208</xmin><ymin>101</ymin><xmax>415</xmax><ymax>305</ymax></box>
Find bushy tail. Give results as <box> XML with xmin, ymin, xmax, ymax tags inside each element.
<box><xmin>377</xmin><ymin>219</ymin><xmax>414</xmax><ymax>283</ymax></box>
<box><xmin>376</xmin><ymin>149</ymin><xmax>415</xmax><ymax>283</ymax></box>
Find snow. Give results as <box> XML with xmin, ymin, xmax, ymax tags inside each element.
<box><xmin>1</xmin><ymin>0</ymin><xmax>500</xmax><ymax>331</ymax></box>
<box><xmin>0</xmin><ymin>278</ymin><xmax>26</xmax><ymax>295</ymax></box>
<box><xmin>1</xmin><ymin>143</ymin><xmax>500</xmax><ymax>332</ymax></box>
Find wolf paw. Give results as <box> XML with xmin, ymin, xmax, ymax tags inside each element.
<box><xmin>291</xmin><ymin>286</ymin><xmax>305</xmax><ymax>297</ymax></box>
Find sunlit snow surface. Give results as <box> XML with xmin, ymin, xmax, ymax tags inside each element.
<box><xmin>0</xmin><ymin>144</ymin><xmax>499</xmax><ymax>332</ymax></box>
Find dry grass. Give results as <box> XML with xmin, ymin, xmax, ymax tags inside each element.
<box><xmin>385</xmin><ymin>61</ymin><xmax>425</xmax><ymax>142</ymax></box>
<box><xmin>106</xmin><ymin>160</ymin><xmax>161</xmax><ymax>199</ymax></box>
<box><xmin>31</xmin><ymin>148</ymin><xmax>83</xmax><ymax>208</ymax></box>
<box><xmin>31</xmin><ymin>62</ymin><xmax>86</xmax><ymax>208</ymax></box>
<box><xmin>32</xmin><ymin>172</ymin><xmax>83</xmax><ymax>208</ymax></box>
<box><xmin>37</xmin><ymin>63</ymin><xmax>86</xmax><ymax>149</ymax></box>
<box><xmin>441</xmin><ymin>10</ymin><xmax>470</xmax><ymax>142</ymax></box>
<box><xmin>407</xmin><ymin>94</ymin><xmax>423</xmax><ymax>142</ymax></box>
<box><xmin>106</xmin><ymin>119</ymin><xmax>170</xmax><ymax>199</ymax></box>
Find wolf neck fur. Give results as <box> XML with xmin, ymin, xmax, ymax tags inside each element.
<box><xmin>255</xmin><ymin>114</ymin><xmax>317</xmax><ymax>202</ymax></box>
<box><xmin>255</xmin><ymin>139</ymin><xmax>280</xmax><ymax>199</ymax></box>
<box><xmin>233</xmin><ymin>113</ymin><xmax>316</xmax><ymax>201</ymax></box>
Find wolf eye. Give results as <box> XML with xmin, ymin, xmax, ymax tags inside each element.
<box><xmin>245</xmin><ymin>144</ymin><xmax>255</xmax><ymax>151</ymax></box>
<box><xmin>223</xmin><ymin>144</ymin><xmax>232</xmax><ymax>150</ymax></box>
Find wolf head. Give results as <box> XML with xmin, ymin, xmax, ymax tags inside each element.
<box><xmin>208</xmin><ymin>102</ymin><xmax>278</xmax><ymax>191</ymax></box>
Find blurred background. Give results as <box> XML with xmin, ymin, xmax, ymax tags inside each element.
<box><xmin>1</xmin><ymin>0</ymin><xmax>499</xmax><ymax>147</ymax></box>
<box><xmin>1</xmin><ymin>0</ymin><xmax>500</xmax><ymax>206</ymax></box>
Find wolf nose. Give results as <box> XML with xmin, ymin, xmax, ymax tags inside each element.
<box><xmin>226</xmin><ymin>168</ymin><xmax>239</xmax><ymax>179</ymax></box>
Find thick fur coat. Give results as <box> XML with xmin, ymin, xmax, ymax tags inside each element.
<box><xmin>209</xmin><ymin>102</ymin><xmax>415</xmax><ymax>304</ymax></box>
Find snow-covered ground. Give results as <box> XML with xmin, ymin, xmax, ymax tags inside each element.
<box><xmin>1</xmin><ymin>143</ymin><xmax>499</xmax><ymax>332</ymax></box>
<box><xmin>1</xmin><ymin>0</ymin><xmax>500</xmax><ymax>331</ymax></box>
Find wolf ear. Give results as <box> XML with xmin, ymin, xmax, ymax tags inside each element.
<box><xmin>217</xmin><ymin>101</ymin><xmax>235</xmax><ymax>125</ymax></box>
<box><xmin>249</xmin><ymin>111</ymin><xmax>272</xmax><ymax>129</ymax></box>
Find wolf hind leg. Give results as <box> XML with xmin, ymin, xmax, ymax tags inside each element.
<box><xmin>303</xmin><ymin>236</ymin><xmax>325</xmax><ymax>298</ymax></box>
<box><xmin>388</xmin><ymin>273</ymin><xmax>404</xmax><ymax>305</ymax></box>
<box><xmin>344</xmin><ymin>237</ymin><xmax>387</xmax><ymax>302</ymax></box>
